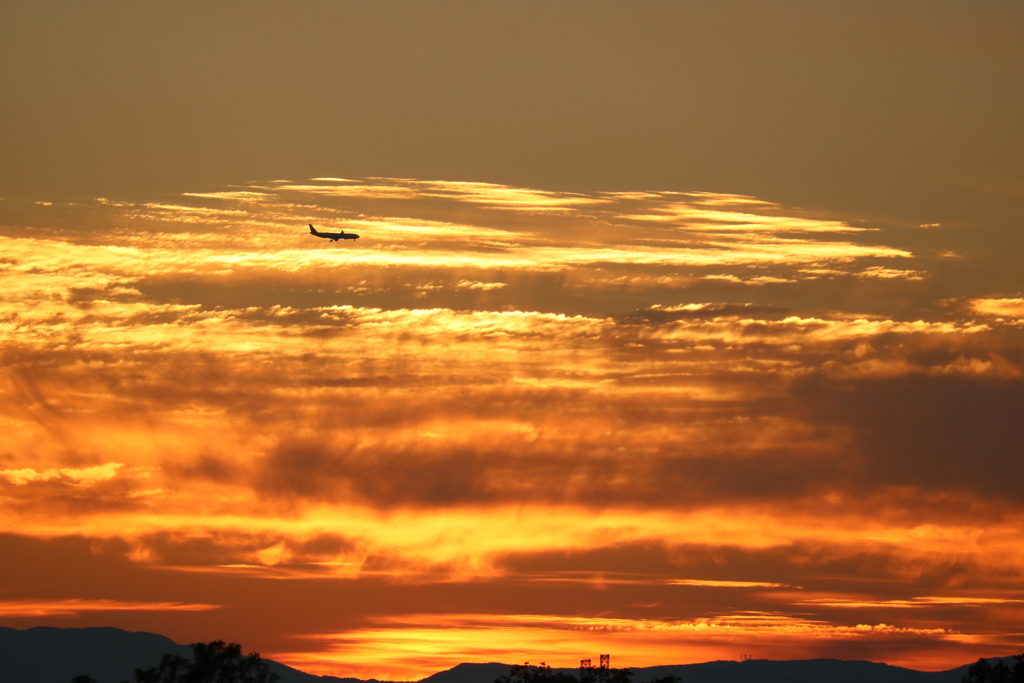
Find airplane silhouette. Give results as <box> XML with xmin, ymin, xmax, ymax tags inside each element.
<box><xmin>309</xmin><ymin>224</ymin><xmax>359</xmax><ymax>241</ymax></box>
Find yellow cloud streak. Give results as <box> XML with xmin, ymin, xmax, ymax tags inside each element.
<box><xmin>10</xmin><ymin>282</ymin><xmax>988</xmax><ymax>364</ymax></box>
<box><xmin>0</xmin><ymin>235</ymin><xmax>910</xmax><ymax>284</ymax></box>
<box><xmin>667</xmin><ymin>579</ymin><xmax>789</xmax><ymax>588</ymax></box>
<box><xmin>409</xmin><ymin>180</ymin><xmax>610</xmax><ymax>211</ymax></box>
<box><xmin>620</xmin><ymin>207</ymin><xmax>863</xmax><ymax>233</ymax></box>
<box><xmin>970</xmin><ymin>298</ymin><xmax>1024</xmax><ymax>318</ymax></box>
<box><xmin>5</xmin><ymin>502</ymin><xmax>1023</xmax><ymax>585</ymax></box>
<box><xmin>797</xmin><ymin>597</ymin><xmax>1024</xmax><ymax>608</ymax></box>
<box><xmin>0</xmin><ymin>599</ymin><xmax>219</xmax><ymax>618</ymax></box>
<box><xmin>0</xmin><ymin>462</ymin><xmax>125</xmax><ymax>486</ymax></box>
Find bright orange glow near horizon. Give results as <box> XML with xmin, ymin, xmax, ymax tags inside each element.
<box><xmin>2</xmin><ymin>176</ymin><xmax>1023</xmax><ymax>679</ymax></box>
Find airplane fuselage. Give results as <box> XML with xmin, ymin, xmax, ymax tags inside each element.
<box><xmin>309</xmin><ymin>224</ymin><xmax>359</xmax><ymax>241</ymax></box>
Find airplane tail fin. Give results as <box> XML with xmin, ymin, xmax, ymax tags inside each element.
<box><xmin>309</xmin><ymin>224</ymin><xmax>318</xmax><ymax>235</ymax></box>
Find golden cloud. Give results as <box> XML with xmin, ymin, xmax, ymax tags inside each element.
<box><xmin>0</xmin><ymin>599</ymin><xmax>218</xmax><ymax>618</ymax></box>
<box><xmin>1</xmin><ymin>177</ymin><xmax>1022</xmax><ymax>679</ymax></box>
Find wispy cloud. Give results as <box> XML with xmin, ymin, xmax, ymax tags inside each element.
<box><xmin>0</xmin><ymin>599</ymin><xmax>218</xmax><ymax>618</ymax></box>
<box><xmin>667</xmin><ymin>579</ymin><xmax>791</xmax><ymax>588</ymax></box>
<box><xmin>0</xmin><ymin>463</ymin><xmax>126</xmax><ymax>486</ymax></box>
<box><xmin>970</xmin><ymin>298</ymin><xmax>1024</xmax><ymax>319</ymax></box>
<box><xmin>1</xmin><ymin>177</ymin><xmax>1021</xmax><ymax>679</ymax></box>
<box><xmin>797</xmin><ymin>597</ymin><xmax>1024</xmax><ymax>609</ymax></box>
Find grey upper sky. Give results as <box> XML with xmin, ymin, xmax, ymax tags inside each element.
<box><xmin>2</xmin><ymin>0</ymin><xmax>1022</xmax><ymax>231</ymax></box>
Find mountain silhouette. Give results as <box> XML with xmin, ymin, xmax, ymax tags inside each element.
<box><xmin>0</xmin><ymin>626</ymin><xmax>389</xmax><ymax>683</ymax></box>
<box><xmin>0</xmin><ymin>626</ymin><xmax>1005</xmax><ymax>683</ymax></box>
<box><xmin>417</xmin><ymin>660</ymin><xmax>981</xmax><ymax>683</ymax></box>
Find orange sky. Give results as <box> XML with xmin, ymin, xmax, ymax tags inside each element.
<box><xmin>2</xmin><ymin>180</ymin><xmax>1022</xmax><ymax>678</ymax></box>
<box><xmin>2</xmin><ymin>2</ymin><xmax>1023</xmax><ymax>680</ymax></box>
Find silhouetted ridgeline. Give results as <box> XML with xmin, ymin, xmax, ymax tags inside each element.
<box><xmin>427</xmin><ymin>661</ymin><xmax>995</xmax><ymax>683</ymax></box>
<box><xmin>0</xmin><ymin>626</ymin><xmax>1011</xmax><ymax>683</ymax></box>
<box><xmin>0</xmin><ymin>627</ymin><xmax>383</xmax><ymax>683</ymax></box>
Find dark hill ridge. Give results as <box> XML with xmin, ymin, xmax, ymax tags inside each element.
<box><xmin>419</xmin><ymin>661</ymin><xmax>979</xmax><ymax>683</ymax></box>
<box><xmin>0</xmin><ymin>626</ymin><xmax>1007</xmax><ymax>683</ymax></box>
<box><xmin>0</xmin><ymin>626</ymin><xmax>381</xmax><ymax>683</ymax></box>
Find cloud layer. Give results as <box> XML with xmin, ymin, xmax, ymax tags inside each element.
<box><xmin>1</xmin><ymin>178</ymin><xmax>1022</xmax><ymax>678</ymax></box>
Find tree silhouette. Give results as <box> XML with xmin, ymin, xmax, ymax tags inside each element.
<box><xmin>962</xmin><ymin>654</ymin><xmax>1024</xmax><ymax>683</ymax></box>
<box><xmin>71</xmin><ymin>640</ymin><xmax>278</xmax><ymax>683</ymax></box>
<box><xmin>133</xmin><ymin>640</ymin><xmax>278</xmax><ymax>683</ymax></box>
<box><xmin>496</xmin><ymin>662</ymin><xmax>579</xmax><ymax>683</ymax></box>
<box><xmin>579</xmin><ymin>666</ymin><xmax>634</xmax><ymax>683</ymax></box>
<box><xmin>496</xmin><ymin>663</ymin><xmax>634</xmax><ymax>683</ymax></box>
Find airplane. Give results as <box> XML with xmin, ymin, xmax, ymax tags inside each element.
<box><xmin>309</xmin><ymin>224</ymin><xmax>359</xmax><ymax>241</ymax></box>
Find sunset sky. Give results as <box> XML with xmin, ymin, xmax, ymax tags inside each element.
<box><xmin>1</xmin><ymin>2</ymin><xmax>1023</xmax><ymax>680</ymax></box>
